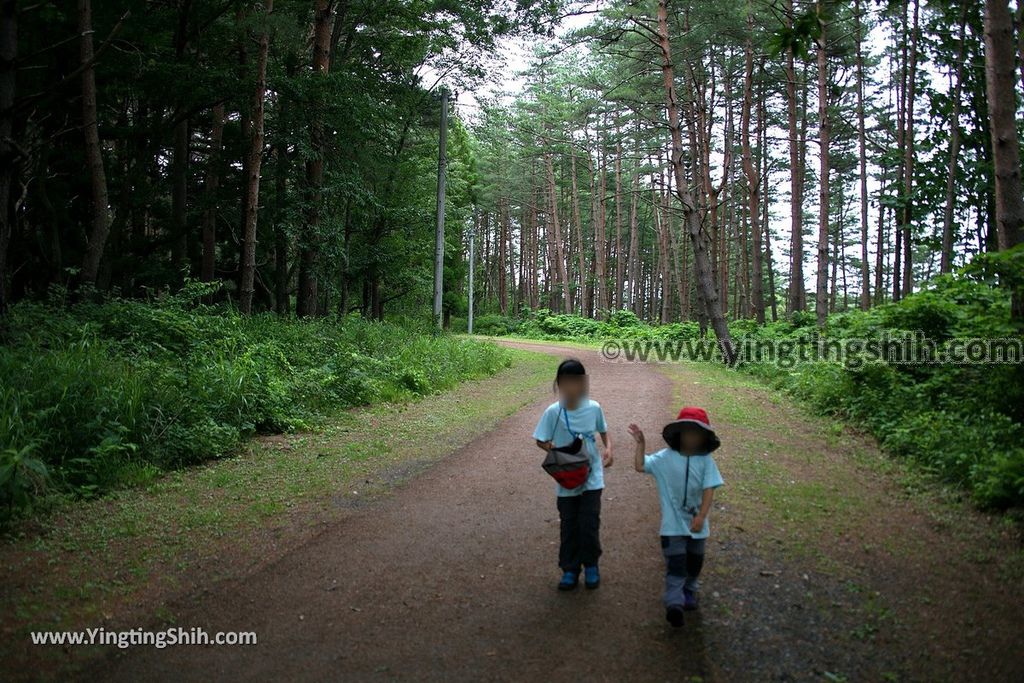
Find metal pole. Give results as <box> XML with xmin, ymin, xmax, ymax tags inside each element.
<box><xmin>433</xmin><ymin>88</ymin><xmax>448</xmax><ymax>330</ymax></box>
<box><xmin>468</xmin><ymin>218</ymin><xmax>475</xmax><ymax>334</ymax></box>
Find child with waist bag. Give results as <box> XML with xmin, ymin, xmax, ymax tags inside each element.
<box><xmin>533</xmin><ymin>359</ymin><xmax>613</xmax><ymax>592</ymax></box>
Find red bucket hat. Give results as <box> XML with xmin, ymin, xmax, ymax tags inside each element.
<box><xmin>661</xmin><ymin>406</ymin><xmax>721</xmax><ymax>453</ymax></box>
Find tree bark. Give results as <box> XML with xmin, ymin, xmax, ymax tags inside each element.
<box><xmin>875</xmin><ymin>180</ymin><xmax>886</xmax><ymax>306</ymax></box>
<box><xmin>238</xmin><ymin>0</ymin><xmax>272</xmax><ymax>314</ymax></box>
<box><xmin>656</xmin><ymin>178</ymin><xmax>671</xmax><ymax>323</ymax></box>
<box><xmin>613</xmin><ymin>139</ymin><xmax>623</xmax><ymax>309</ymax></box>
<box><xmin>570</xmin><ymin>147</ymin><xmax>588</xmax><ymax>316</ymax></box>
<box><xmin>297</xmin><ymin>0</ymin><xmax>333</xmax><ymax>317</ymax></box>
<box><xmin>498</xmin><ymin>198</ymin><xmax>509</xmax><ymax>314</ymax></box>
<box><xmin>0</xmin><ymin>0</ymin><xmax>15</xmax><ymax>314</ymax></box>
<box><xmin>273</xmin><ymin>61</ymin><xmax>296</xmax><ymax>315</ymax></box>
<box><xmin>814</xmin><ymin>3</ymin><xmax>831</xmax><ymax>327</ymax></box>
<box><xmin>784</xmin><ymin>0</ymin><xmax>806</xmax><ymax>314</ymax></box>
<box><xmin>941</xmin><ymin>7</ymin><xmax>968</xmax><ymax>274</ymax></box>
<box><xmin>201</xmin><ymin>103</ymin><xmax>225</xmax><ymax>286</ymax></box>
<box><xmin>900</xmin><ymin>0</ymin><xmax>920</xmax><ymax>297</ymax></box>
<box><xmin>742</xmin><ymin>6</ymin><xmax>764</xmax><ymax>324</ymax></box>
<box><xmin>854</xmin><ymin>0</ymin><xmax>871</xmax><ymax>307</ymax></box>
<box><xmin>594</xmin><ymin>139</ymin><xmax>608</xmax><ymax>313</ymax></box>
<box><xmin>984</xmin><ymin>0</ymin><xmax>1024</xmax><ymax>259</ymax></box>
<box><xmin>169</xmin><ymin>0</ymin><xmax>193</xmax><ymax>269</ymax></box>
<box><xmin>628</xmin><ymin>164</ymin><xmax>639</xmax><ymax>313</ymax></box>
<box><xmin>656</xmin><ymin>0</ymin><xmax>734</xmax><ymax>363</ymax></box>
<box><xmin>545</xmin><ymin>153</ymin><xmax>571</xmax><ymax>313</ymax></box>
<box><xmin>78</xmin><ymin>0</ymin><xmax>114</xmax><ymax>287</ymax></box>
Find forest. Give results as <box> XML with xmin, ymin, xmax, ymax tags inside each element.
<box><xmin>0</xmin><ymin>0</ymin><xmax>1022</xmax><ymax>515</ymax></box>
<box><xmin>2</xmin><ymin>2</ymin><xmax>1024</xmax><ymax>680</ymax></box>
<box><xmin>0</xmin><ymin>0</ymin><xmax>1019</xmax><ymax>325</ymax></box>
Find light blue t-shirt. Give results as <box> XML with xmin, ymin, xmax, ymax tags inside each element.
<box><xmin>643</xmin><ymin>448</ymin><xmax>724</xmax><ymax>538</ymax></box>
<box><xmin>533</xmin><ymin>398</ymin><xmax>608</xmax><ymax>497</ymax></box>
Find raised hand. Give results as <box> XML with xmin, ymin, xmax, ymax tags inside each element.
<box><xmin>627</xmin><ymin>423</ymin><xmax>645</xmax><ymax>443</ymax></box>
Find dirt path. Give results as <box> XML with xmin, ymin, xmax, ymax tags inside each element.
<box><xmin>79</xmin><ymin>341</ymin><xmax>1023</xmax><ymax>682</ymax></box>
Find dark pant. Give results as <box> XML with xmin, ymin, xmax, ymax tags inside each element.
<box><xmin>556</xmin><ymin>489</ymin><xmax>602</xmax><ymax>572</ymax></box>
<box><xmin>661</xmin><ymin>535</ymin><xmax>706</xmax><ymax>607</ymax></box>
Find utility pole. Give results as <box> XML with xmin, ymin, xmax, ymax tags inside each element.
<box><xmin>433</xmin><ymin>88</ymin><xmax>449</xmax><ymax>330</ymax></box>
<box><xmin>468</xmin><ymin>214</ymin><xmax>475</xmax><ymax>334</ymax></box>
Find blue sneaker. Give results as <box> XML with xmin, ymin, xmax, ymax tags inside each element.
<box><xmin>557</xmin><ymin>571</ymin><xmax>579</xmax><ymax>591</ymax></box>
<box><xmin>683</xmin><ymin>588</ymin><xmax>698</xmax><ymax>611</ymax></box>
<box><xmin>584</xmin><ymin>565</ymin><xmax>600</xmax><ymax>589</ymax></box>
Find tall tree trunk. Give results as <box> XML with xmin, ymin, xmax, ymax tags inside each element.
<box><xmin>900</xmin><ymin>0</ymin><xmax>920</xmax><ymax>297</ymax></box>
<box><xmin>297</xmin><ymin>0</ymin><xmax>332</xmax><ymax>317</ymax></box>
<box><xmin>656</xmin><ymin>0</ymin><xmax>734</xmax><ymax>363</ymax></box>
<box><xmin>1017</xmin><ymin>2</ymin><xmax>1024</xmax><ymax>99</ymax></box>
<box><xmin>742</xmin><ymin>6</ymin><xmax>764</xmax><ymax>324</ymax></box>
<box><xmin>239</xmin><ymin>0</ymin><xmax>272</xmax><ymax>314</ymax></box>
<box><xmin>201</xmin><ymin>103</ymin><xmax>225</xmax><ymax>286</ymax></box>
<box><xmin>875</xmin><ymin>174</ymin><xmax>887</xmax><ymax>305</ymax></box>
<box><xmin>855</xmin><ymin>0</ymin><xmax>871</xmax><ymax>307</ymax></box>
<box><xmin>628</xmin><ymin>166</ymin><xmax>639</xmax><ymax>313</ymax></box>
<box><xmin>273</xmin><ymin>84</ymin><xmax>292</xmax><ymax>315</ymax></box>
<box><xmin>594</xmin><ymin>142</ymin><xmax>608</xmax><ymax>313</ymax></box>
<box><xmin>613</xmin><ymin>140</ymin><xmax>623</xmax><ymax>309</ymax></box>
<box><xmin>0</xmin><ymin>0</ymin><xmax>15</xmax><ymax>314</ymax></box>
<box><xmin>984</xmin><ymin>0</ymin><xmax>1024</xmax><ymax>253</ymax></box>
<box><xmin>78</xmin><ymin>0</ymin><xmax>113</xmax><ymax>286</ymax></box>
<box><xmin>719</xmin><ymin>75</ymin><xmax>734</xmax><ymax>316</ymax></box>
<box><xmin>785</xmin><ymin>0</ymin><xmax>806</xmax><ymax>314</ymax></box>
<box><xmin>656</xmin><ymin>181</ymin><xmax>671</xmax><ymax>323</ymax></box>
<box><xmin>507</xmin><ymin>202</ymin><xmax>516</xmax><ymax>311</ymax></box>
<box><xmin>169</xmin><ymin>0</ymin><xmax>193</xmax><ymax>269</ymax></box>
<box><xmin>665</xmin><ymin>146</ymin><xmax>689</xmax><ymax>321</ymax></box>
<box><xmin>530</xmin><ymin>177</ymin><xmax>539</xmax><ymax>308</ymax></box>
<box><xmin>814</xmin><ymin>3</ymin><xmax>831</xmax><ymax>327</ymax></box>
<box><xmin>758</xmin><ymin>73</ymin><xmax>778</xmax><ymax>322</ymax></box>
<box><xmin>941</xmin><ymin>7</ymin><xmax>968</xmax><ymax>274</ymax></box>
<box><xmin>499</xmin><ymin>198</ymin><xmax>508</xmax><ymax>314</ymax></box>
<box><xmin>892</xmin><ymin>2</ymin><xmax>907</xmax><ymax>300</ymax></box>
<box><xmin>545</xmin><ymin>154</ymin><xmax>571</xmax><ymax>313</ymax></box>
<box><xmin>570</xmin><ymin>148</ymin><xmax>587</xmax><ymax>316</ymax></box>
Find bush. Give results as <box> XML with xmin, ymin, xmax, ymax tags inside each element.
<box><xmin>0</xmin><ymin>293</ymin><xmax>512</xmax><ymax>519</ymax></box>
<box><xmin>737</xmin><ymin>270</ymin><xmax>1024</xmax><ymax>509</ymax></box>
<box><xmin>472</xmin><ymin>314</ymin><xmax>520</xmax><ymax>336</ymax></box>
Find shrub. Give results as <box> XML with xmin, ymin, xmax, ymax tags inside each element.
<box><xmin>0</xmin><ymin>294</ymin><xmax>512</xmax><ymax>520</ymax></box>
<box><xmin>737</xmin><ymin>270</ymin><xmax>1023</xmax><ymax>509</ymax></box>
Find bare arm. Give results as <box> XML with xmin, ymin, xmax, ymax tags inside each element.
<box><xmin>536</xmin><ymin>439</ymin><xmax>553</xmax><ymax>451</ymax></box>
<box><xmin>599</xmin><ymin>431</ymin><xmax>613</xmax><ymax>467</ymax></box>
<box><xmin>627</xmin><ymin>423</ymin><xmax>646</xmax><ymax>472</ymax></box>
<box><xmin>690</xmin><ymin>487</ymin><xmax>716</xmax><ymax>531</ymax></box>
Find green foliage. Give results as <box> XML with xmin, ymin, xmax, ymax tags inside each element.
<box><xmin>0</xmin><ymin>443</ymin><xmax>50</xmax><ymax>517</ymax></box>
<box><xmin>472</xmin><ymin>314</ymin><xmax>521</xmax><ymax>336</ymax></box>
<box><xmin>477</xmin><ymin>266</ymin><xmax>1024</xmax><ymax>509</ymax></box>
<box><xmin>737</xmin><ymin>274</ymin><xmax>1024</xmax><ymax>510</ymax></box>
<box><xmin>502</xmin><ymin>307</ymin><xmax>702</xmax><ymax>342</ymax></box>
<box><xmin>0</xmin><ymin>294</ymin><xmax>511</xmax><ymax>521</ymax></box>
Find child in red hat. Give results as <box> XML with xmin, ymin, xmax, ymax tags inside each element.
<box><xmin>628</xmin><ymin>406</ymin><xmax>724</xmax><ymax>628</ymax></box>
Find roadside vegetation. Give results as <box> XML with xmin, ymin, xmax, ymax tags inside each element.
<box><xmin>0</xmin><ymin>284</ymin><xmax>511</xmax><ymax>522</ymax></box>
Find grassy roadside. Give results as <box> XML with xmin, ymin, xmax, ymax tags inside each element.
<box><xmin>1</xmin><ymin>347</ymin><xmax>558</xmax><ymax>677</ymax></box>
